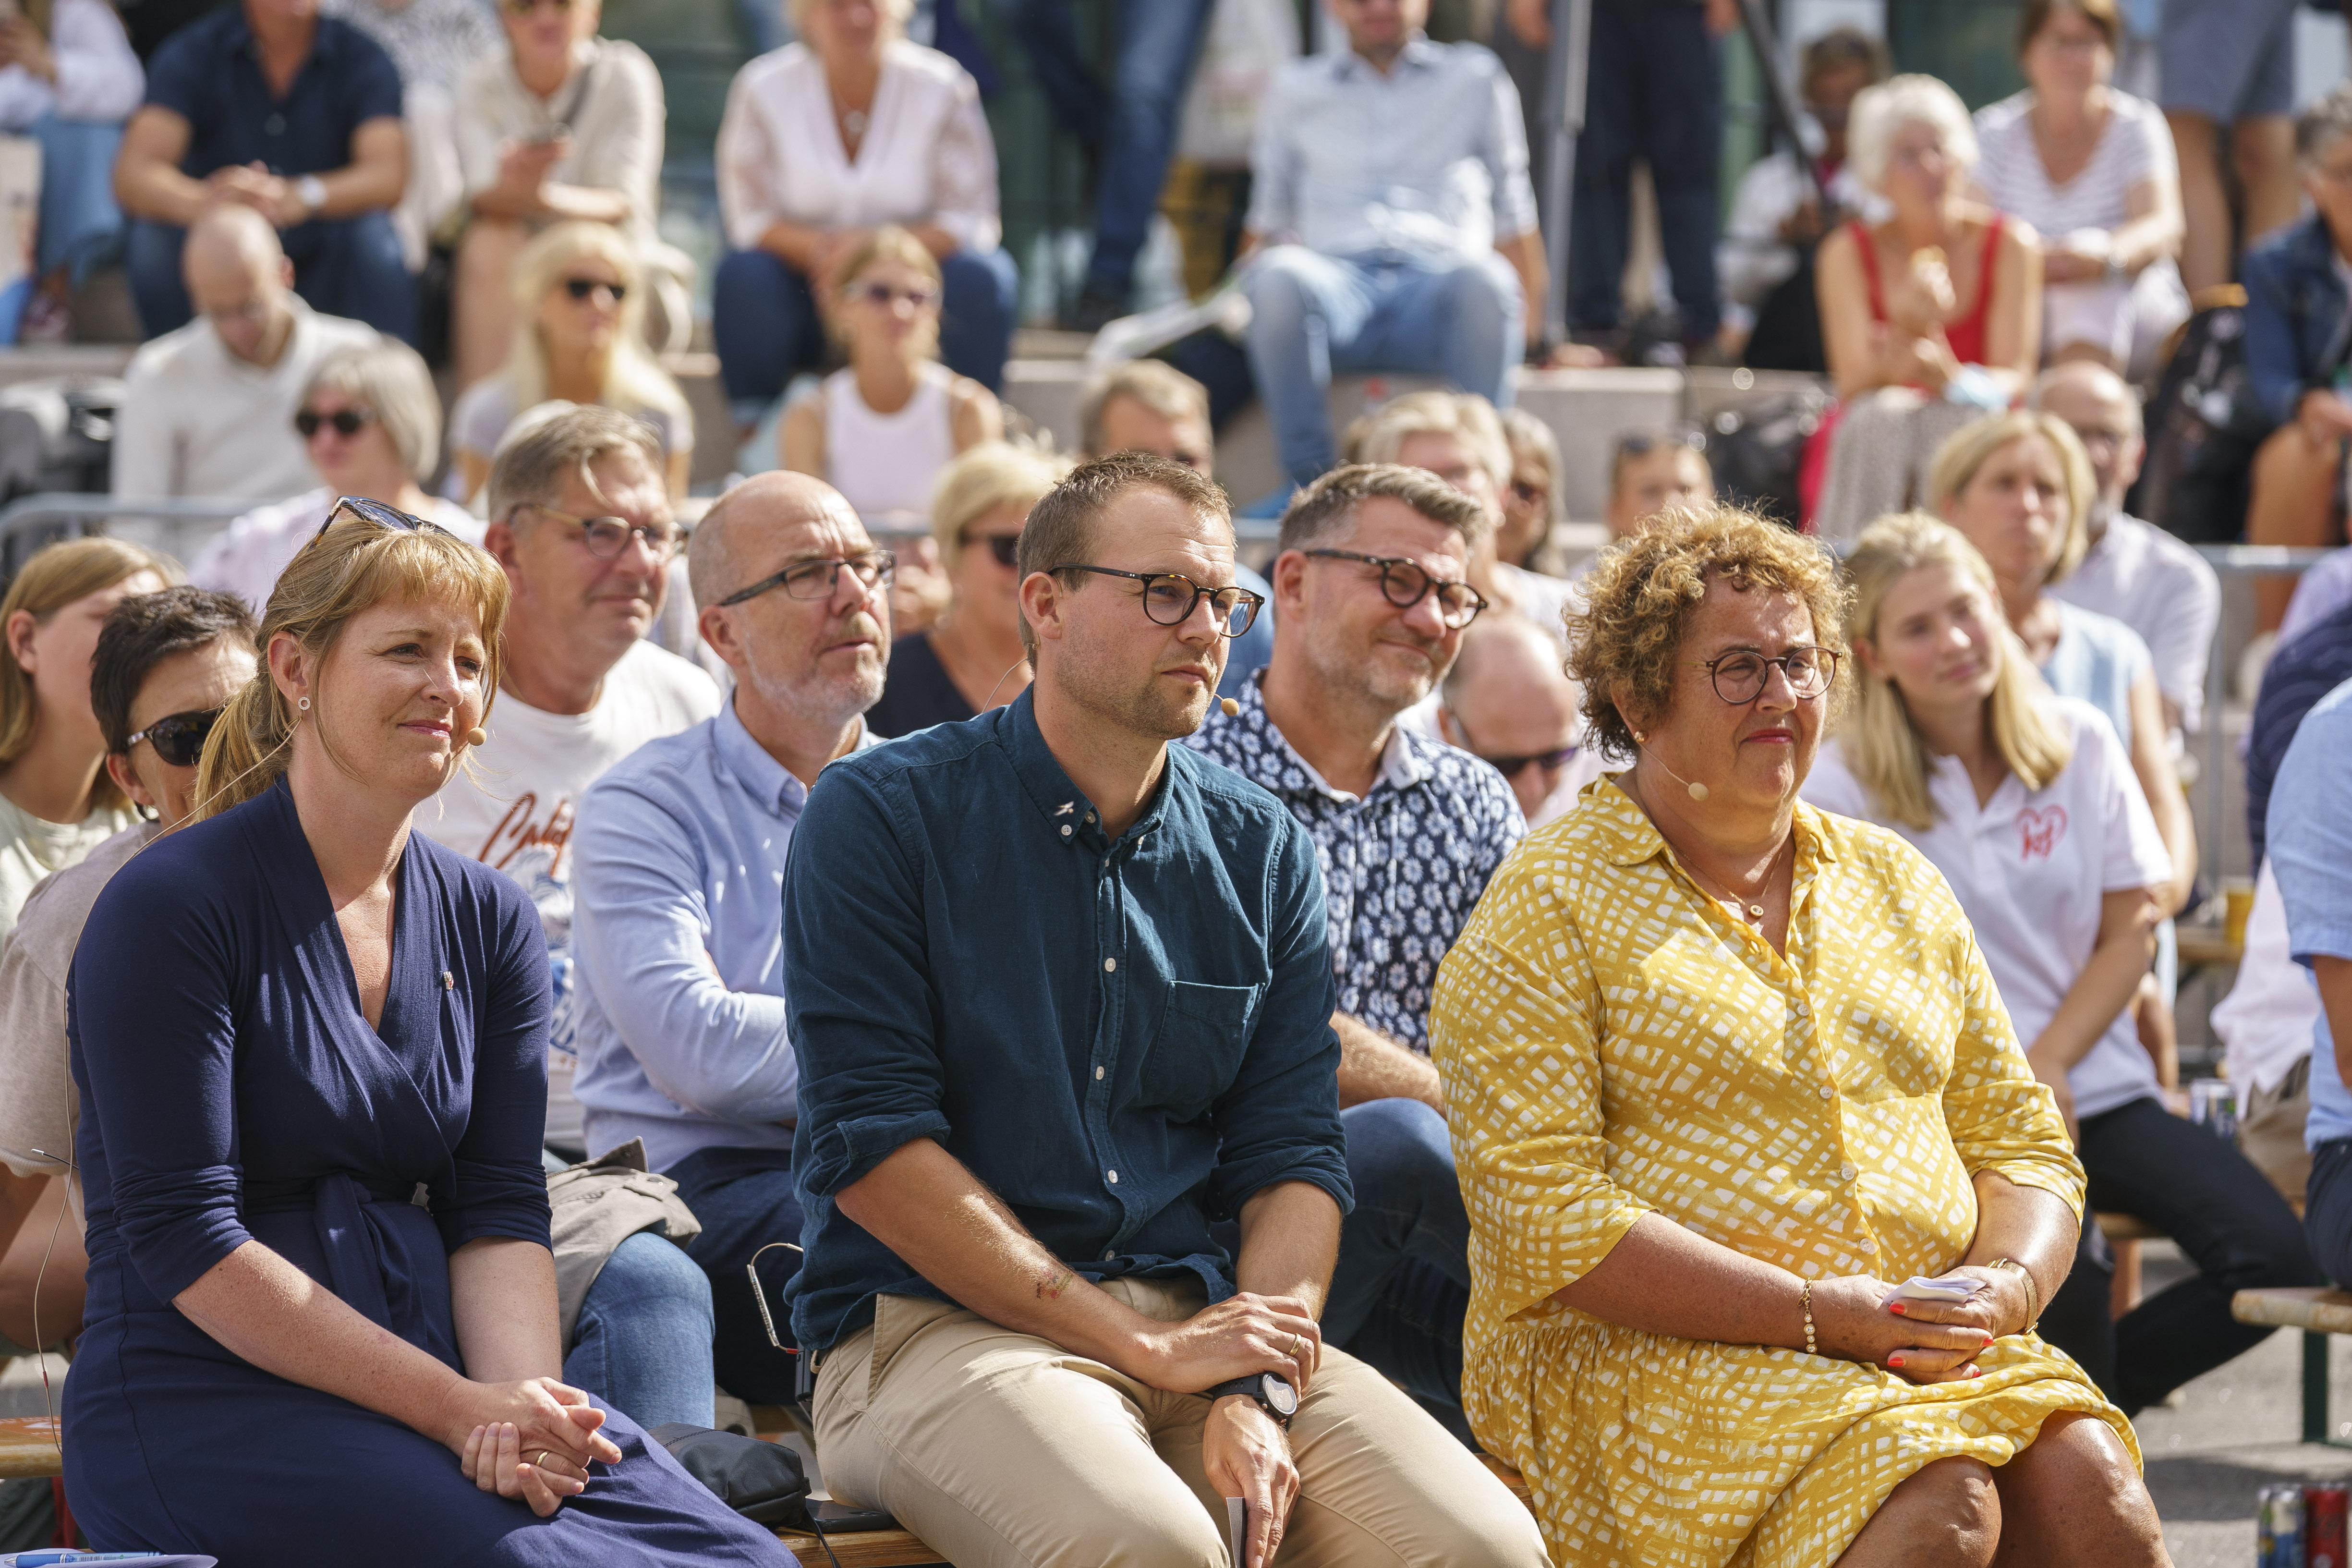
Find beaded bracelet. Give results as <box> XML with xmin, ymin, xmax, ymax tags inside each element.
<box><xmin>1800</xmin><ymin>1279</ymin><xmax>1817</xmax><ymax>1354</ymax></box>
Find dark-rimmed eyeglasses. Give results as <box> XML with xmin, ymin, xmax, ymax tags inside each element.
<box><xmin>718</xmin><ymin>550</ymin><xmax>897</xmax><ymax>607</ymax></box>
<box><xmin>1300</xmin><ymin>548</ymin><xmax>1487</xmax><ymax>630</ymax></box>
<box><xmin>514</xmin><ymin>502</ymin><xmax>682</xmax><ymax>560</ymax></box>
<box><xmin>1051</xmin><ymin>566</ymin><xmax>1263</xmax><ymax>637</ymax></box>
<box><xmin>123</xmin><ymin>705</ymin><xmax>225</xmax><ymax>768</ymax></box>
<box><xmin>563</xmin><ymin>276</ymin><xmax>626</xmax><ymax>304</ymax></box>
<box><xmin>846</xmin><ymin>280</ymin><xmax>939</xmax><ymax>311</ymax></box>
<box><xmin>1691</xmin><ymin>646</ymin><xmax>1840</xmax><ymax>704</ymax></box>
<box><xmin>1447</xmin><ymin>710</ymin><xmax>1576</xmax><ymax>780</ymax></box>
<box><xmin>313</xmin><ymin>495</ymin><xmax>454</xmax><ymax>541</ymax></box>
<box><xmin>295</xmin><ymin>406</ymin><xmax>376</xmax><ymax>440</ymax></box>
<box><xmin>961</xmin><ymin>531</ymin><xmax>1020</xmax><ymax>569</ymax></box>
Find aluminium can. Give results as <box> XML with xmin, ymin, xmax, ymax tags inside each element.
<box><xmin>2309</xmin><ymin>1481</ymin><xmax>2349</xmax><ymax>1568</ymax></box>
<box><xmin>2259</xmin><ymin>1483</ymin><xmax>2304</xmax><ymax>1568</ymax></box>
<box><xmin>2191</xmin><ymin>1078</ymin><xmax>2239</xmax><ymax>1142</ymax></box>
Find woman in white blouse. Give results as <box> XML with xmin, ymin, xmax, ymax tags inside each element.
<box><xmin>713</xmin><ymin>0</ymin><xmax>1017</xmax><ymax>428</ymax></box>
<box><xmin>1805</xmin><ymin>509</ymin><xmax>2316</xmax><ymax>1419</ymax></box>
<box><xmin>1971</xmin><ymin>0</ymin><xmax>2188</xmax><ymax>374</ymax></box>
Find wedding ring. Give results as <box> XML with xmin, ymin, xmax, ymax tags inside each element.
<box><xmin>1287</xmin><ymin>1333</ymin><xmax>1303</xmax><ymax>1359</ymax></box>
<box><xmin>530</xmin><ymin>1451</ymin><xmax>548</xmax><ymax>1469</ymax></box>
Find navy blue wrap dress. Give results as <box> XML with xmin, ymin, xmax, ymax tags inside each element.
<box><xmin>61</xmin><ymin>779</ymin><xmax>789</xmax><ymax>1565</ymax></box>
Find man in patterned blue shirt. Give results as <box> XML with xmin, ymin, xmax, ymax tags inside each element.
<box><xmin>1186</xmin><ymin>462</ymin><xmax>1524</xmax><ymax>1434</ymax></box>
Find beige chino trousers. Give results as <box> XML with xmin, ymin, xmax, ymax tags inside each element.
<box><xmin>812</xmin><ymin>1277</ymin><xmax>1551</xmax><ymax>1568</ymax></box>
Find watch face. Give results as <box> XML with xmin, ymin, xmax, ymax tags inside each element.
<box><xmin>1258</xmin><ymin>1374</ymin><xmax>1299</xmax><ymax>1418</ymax></box>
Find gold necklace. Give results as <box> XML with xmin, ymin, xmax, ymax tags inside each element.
<box><xmin>1680</xmin><ymin>837</ymin><xmax>1789</xmax><ymax>925</ymax></box>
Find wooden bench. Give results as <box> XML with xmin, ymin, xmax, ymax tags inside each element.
<box><xmin>0</xmin><ymin>1415</ymin><xmax>61</xmax><ymax>1480</ymax></box>
<box><xmin>2231</xmin><ymin>1287</ymin><xmax>2352</xmax><ymax>1447</ymax></box>
<box><xmin>2097</xmin><ymin>1211</ymin><xmax>2162</xmax><ymax>1320</ymax></box>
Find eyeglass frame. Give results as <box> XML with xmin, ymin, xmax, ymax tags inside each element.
<box><xmin>1687</xmin><ymin>645</ymin><xmax>1842</xmax><ymax>704</ymax></box>
<box><xmin>295</xmin><ymin>406</ymin><xmax>376</xmax><ymax>440</ymax></box>
<box><xmin>1046</xmin><ymin>564</ymin><xmax>1265</xmax><ymax>638</ymax></box>
<box><xmin>1297</xmin><ymin>547</ymin><xmax>1490</xmax><ymax>630</ymax></box>
<box><xmin>716</xmin><ymin>549</ymin><xmax>897</xmax><ymax>608</ymax></box>
<box><xmin>509</xmin><ymin>501</ymin><xmax>684</xmax><ymax>561</ymax></box>
<box><xmin>958</xmin><ymin>529</ymin><xmax>1021</xmax><ymax>569</ymax></box>
<box><xmin>122</xmin><ymin>705</ymin><xmax>227</xmax><ymax>768</ymax></box>
<box><xmin>313</xmin><ymin>494</ymin><xmax>454</xmax><ymax>542</ymax></box>
<box><xmin>1444</xmin><ymin>707</ymin><xmax>1578</xmax><ymax>780</ymax></box>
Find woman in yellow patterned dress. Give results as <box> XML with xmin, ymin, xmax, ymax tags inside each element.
<box><xmin>1427</xmin><ymin>506</ymin><xmax>2168</xmax><ymax>1568</ymax></box>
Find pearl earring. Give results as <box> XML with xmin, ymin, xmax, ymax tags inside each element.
<box><xmin>297</xmin><ymin>697</ymin><xmax>310</xmax><ymax>712</ymax></box>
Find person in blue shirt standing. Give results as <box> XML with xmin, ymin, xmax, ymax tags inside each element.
<box><xmin>570</xmin><ymin>470</ymin><xmax>892</xmax><ymax>1408</ymax></box>
<box><xmin>780</xmin><ymin>452</ymin><xmax>1545</xmax><ymax>1568</ymax></box>
<box><xmin>2272</xmin><ymin>676</ymin><xmax>2352</xmax><ymax>1295</ymax></box>
<box><xmin>1241</xmin><ymin>0</ymin><xmax>1544</xmax><ymax>488</ymax></box>
<box><xmin>112</xmin><ymin>0</ymin><xmax>412</xmax><ymax>340</ymax></box>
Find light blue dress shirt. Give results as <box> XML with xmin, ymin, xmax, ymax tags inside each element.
<box><xmin>2270</xmin><ymin>675</ymin><xmax>2352</xmax><ymax>1150</ymax></box>
<box><xmin>570</xmin><ymin>699</ymin><xmax>879</xmax><ymax>1172</ymax></box>
<box><xmin>1245</xmin><ymin>36</ymin><xmax>1538</xmax><ymax>261</ymax></box>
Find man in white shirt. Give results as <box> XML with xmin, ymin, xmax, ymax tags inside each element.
<box><xmin>420</xmin><ymin>405</ymin><xmax>720</xmax><ymax>1160</ymax></box>
<box><xmin>2037</xmin><ymin>360</ymin><xmax>2222</xmax><ymax>736</ymax></box>
<box><xmin>110</xmin><ymin>204</ymin><xmax>378</xmax><ymax>505</ymax></box>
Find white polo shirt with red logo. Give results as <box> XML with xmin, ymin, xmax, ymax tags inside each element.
<box><xmin>1806</xmin><ymin>697</ymin><xmax>2173</xmax><ymax>1121</ymax></box>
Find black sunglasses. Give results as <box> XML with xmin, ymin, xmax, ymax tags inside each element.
<box><xmin>962</xmin><ymin>531</ymin><xmax>1020</xmax><ymax>569</ymax></box>
<box><xmin>1447</xmin><ymin>710</ymin><xmax>1576</xmax><ymax>779</ymax></box>
<box><xmin>313</xmin><ymin>495</ymin><xmax>454</xmax><ymax>542</ymax></box>
<box><xmin>295</xmin><ymin>406</ymin><xmax>376</xmax><ymax>439</ymax></box>
<box><xmin>124</xmin><ymin>705</ymin><xmax>225</xmax><ymax>768</ymax></box>
<box><xmin>564</xmin><ymin>277</ymin><xmax>626</xmax><ymax>303</ymax></box>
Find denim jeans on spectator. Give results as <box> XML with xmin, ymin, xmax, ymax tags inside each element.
<box><xmin>1567</xmin><ymin>0</ymin><xmax>1722</xmax><ymax>339</ymax></box>
<box><xmin>29</xmin><ymin>116</ymin><xmax>123</xmax><ymax>287</ymax></box>
<box><xmin>1323</xmin><ymin>1098</ymin><xmax>1471</xmax><ymax>1427</ymax></box>
<box><xmin>2034</xmin><ymin>1094</ymin><xmax>2320</xmax><ymax>1414</ymax></box>
<box><xmin>1243</xmin><ymin>246</ymin><xmax>1524</xmax><ymax>486</ymax></box>
<box><xmin>981</xmin><ymin>0</ymin><xmax>1214</xmax><ymax>301</ymax></box>
<box><xmin>2302</xmin><ymin>1135</ymin><xmax>2352</xmax><ymax>1286</ymax></box>
<box><xmin>668</xmin><ymin>1144</ymin><xmax>806</xmax><ymax>1407</ymax></box>
<box><xmin>563</xmin><ymin>1228</ymin><xmax>717</xmax><ymax>1431</ymax></box>
<box><xmin>126</xmin><ymin>208</ymin><xmax>416</xmax><ymax>342</ymax></box>
<box><xmin>712</xmin><ymin>245</ymin><xmax>1018</xmax><ymax>417</ymax></box>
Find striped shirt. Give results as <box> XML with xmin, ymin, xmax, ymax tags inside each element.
<box><xmin>1973</xmin><ymin>88</ymin><xmax>2175</xmax><ymax>241</ymax></box>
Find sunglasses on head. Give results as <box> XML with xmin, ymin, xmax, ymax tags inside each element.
<box><xmin>961</xmin><ymin>531</ymin><xmax>1020</xmax><ymax>569</ymax></box>
<box><xmin>312</xmin><ymin>495</ymin><xmax>456</xmax><ymax>542</ymax></box>
<box><xmin>295</xmin><ymin>406</ymin><xmax>375</xmax><ymax>439</ymax></box>
<box><xmin>563</xmin><ymin>276</ymin><xmax>626</xmax><ymax>304</ymax></box>
<box><xmin>125</xmin><ymin>705</ymin><xmax>225</xmax><ymax>768</ymax></box>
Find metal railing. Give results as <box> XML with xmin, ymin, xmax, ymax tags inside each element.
<box><xmin>0</xmin><ymin>494</ymin><xmax>273</xmax><ymax>576</ymax></box>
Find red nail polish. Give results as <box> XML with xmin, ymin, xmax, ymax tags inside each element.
<box><xmin>1969</xmin><ymin>1368</ymin><xmax>1982</xmax><ymax>1379</ymax></box>
<box><xmin>1888</xmin><ymin>1354</ymin><xmax>1904</xmax><ymax>1367</ymax></box>
<box><xmin>1889</xmin><ymin>1303</ymin><xmax>1906</xmax><ymax>1315</ymax></box>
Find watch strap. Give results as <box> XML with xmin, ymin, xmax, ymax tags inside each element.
<box><xmin>1201</xmin><ymin>1375</ymin><xmax>1292</xmax><ymax>1426</ymax></box>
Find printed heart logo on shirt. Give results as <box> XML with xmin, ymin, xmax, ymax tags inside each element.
<box><xmin>2015</xmin><ymin>805</ymin><xmax>2067</xmax><ymax>861</ymax></box>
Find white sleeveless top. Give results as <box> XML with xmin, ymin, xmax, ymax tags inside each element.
<box><xmin>822</xmin><ymin>362</ymin><xmax>957</xmax><ymax>519</ymax></box>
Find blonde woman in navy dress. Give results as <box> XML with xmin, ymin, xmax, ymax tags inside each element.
<box><xmin>62</xmin><ymin>500</ymin><xmax>788</xmax><ymax>1563</ymax></box>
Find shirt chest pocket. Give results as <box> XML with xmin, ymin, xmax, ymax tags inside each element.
<box><xmin>1141</xmin><ymin>980</ymin><xmax>1264</xmax><ymax>1121</ymax></box>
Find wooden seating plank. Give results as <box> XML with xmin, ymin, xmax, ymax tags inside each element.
<box><xmin>2095</xmin><ymin>1211</ymin><xmax>2164</xmax><ymax>1242</ymax></box>
<box><xmin>2232</xmin><ymin>1286</ymin><xmax>2352</xmax><ymax>1337</ymax></box>
<box><xmin>776</xmin><ymin>1527</ymin><xmax>947</xmax><ymax>1566</ymax></box>
<box><xmin>0</xmin><ymin>1416</ymin><xmax>62</xmax><ymax>1480</ymax></box>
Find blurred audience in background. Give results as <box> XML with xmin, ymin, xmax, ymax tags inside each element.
<box><xmin>715</xmin><ymin>0</ymin><xmax>1015</xmax><ymax>430</ymax></box>
<box><xmin>1973</xmin><ymin>0</ymin><xmax>2186</xmax><ymax>378</ymax></box>
<box><xmin>111</xmin><ymin>204</ymin><xmax>379</xmax><ymax>501</ymax></box>
<box><xmin>1492</xmin><ymin>406</ymin><xmax>1562</xmax><ymax>572</ymax></box>
<box><xmin>1242</xmin><ymin>0</ymin><xmax>1540</xmax><ymax>488</ymax></box>
<box><xmin>1812</xmin><ymin>73</ymin><xmax>2041</xmax><ymax>542</ymax></box>
<box><xmin>863</xmin><ymin>440</ymin><xmax>1064</xmax><ymax>738</ymax></box>
<box><xmin>1604</xmin><ymin>426</ymin><xmax>1715</xmax><ymax>541</ymax></box>
<box><xmin>450</xmin><ymin>0</ymin><xmax>678</xmax><ymax>390</ymax></box>
<box><xmin>113</xmin><ymin>0</ymin><xmax>410</xmax><ymax>340</ymax></box>
<box><xmin>779</xmin><ymin>225</ymin><xmax>1000</xmax><ymax>521</ymax></box>
<box><xmin>2162</xmin><ymin>0</ymin><xmax>2300</xmax><ymax>297</ymax></box>
<box><xmin>191</xmin><ymin>340</ymin><xmax>480</xmax><ymax>612</ymax></box>
<box><xmin>449</xmin><ymin>220</ymin><xmax>692</xmax><ymax>503</ymax></box>
<box><xmin>1434</xmin><ymin>610</ymin><xmax>1592</xmax><ymax>828</ymax></box>
<box><xmin>0</xmin><ymin>0</ymin><xmax>143</xmax><ymax>343</ymax></box>
<box><xmin>320</xmin><ymin>0</ymin><xmax>497</xmax><ymax>274</ymax></box>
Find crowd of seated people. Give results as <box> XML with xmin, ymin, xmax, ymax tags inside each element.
<box><xmin>0</xmin><ymin>0</ymin><xmax>142</xmax><ymax>343</ymax></box>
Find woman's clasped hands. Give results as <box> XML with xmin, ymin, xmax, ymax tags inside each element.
<box><xmin>1805</xmin><ymin>1266</ymin><xmax>2032</xmax><ymax>1386</ymax></box>
<box><xmin>441</xmin><ymin>1376</ymin><xmax>623</xmax><ymax>1517</ymax></box>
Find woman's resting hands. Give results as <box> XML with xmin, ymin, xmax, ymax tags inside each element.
<box><xmin>439</xmin><ymin>1376</ymin><xmax>623</xmax><ymax>1517</ymax></box>
<box><xmin>1808</xmin><ymin>1266</ymin><xmax>2031</xmax><ymax>1385</ymax></box>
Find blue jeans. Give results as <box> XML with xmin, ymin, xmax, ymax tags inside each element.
<box><xmin>28</xmin><ymin>116</ymin><xmax>123</xmax><ymax>286</ymax></box>
<box><xmin>1567</xmin><ymin>0</ymin><xmax>1722</xmax><ymax>337</ymax></box>
<box><xmin>1242</xmin><ymin>246</ymin><xmax>1524</xmax><ymax>486</ymax></box>
<box><xmin>712</xmin><ymin>244</ymin><xmax>1018</xmax><ymax>410</ymax></box>
<box><xmin>981</xmin><ymin>0</ymin><xmax>1214</xmax><ymax>298</ymax></box>
<box><xmin>667</xmin><ymin>1144</ymin><xmax>806</xmax><ymax>1406</ymax></box>
<box><xmin>127</xmin><ymin>207</ymin><xmax>416</xmax><ymax>342</ymax></box>
<box><xmin>563</xmin><ymin>1229</ymin><xmax>716</xmax><ymax>1431</ymax></box>
<box><xmin>1324</xmin><ymin>1098</ymin><xmax>1471</xmax><ymax>1424</ymax></box>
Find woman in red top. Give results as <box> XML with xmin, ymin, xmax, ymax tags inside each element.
<box><xmin>1813</xmin><ymin>73</ymin><xmax>2043</xmax><ymax>542</ymax></box>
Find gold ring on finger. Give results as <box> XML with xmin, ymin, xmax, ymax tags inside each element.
<box><xmin>1288</xmin><ymin>1332</ymin><xmax>1303</xmax><ymax>1359</ymax></box>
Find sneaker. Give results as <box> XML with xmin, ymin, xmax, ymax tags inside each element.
<box><xmin>17</xmin><ymin>290</ymin><xmax>69</xmax><ymax>344</ymax></box>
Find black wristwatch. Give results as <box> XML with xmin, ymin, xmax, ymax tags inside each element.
<box><xmin>1201</xmin><ymin>1372</ymin><xmax>1298</xmax><ymax>1429</ymax></box>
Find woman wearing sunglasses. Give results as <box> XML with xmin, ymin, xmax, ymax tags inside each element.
<box><xmin>193</xmin><ymin>341</ymin><xmax>483</xmax><ymax>617</ymax></box>
<box><xmin>1429</xmin><ymin>505</ymin><xmax>2165</xmax><ymax>1568</ymax></box>
<box><xmin>61</xmin><ymin>502</ymin><xmax>793</xmax><ymax>1565</ymax></box>
<box><xmin>866</xmin><ymin>441</ymin><xmax>1068</xmax><ymax>737</ymax></box>
<box><xmin>450</xmin><ymin>221</ymin><xmax>693</xmax><ymax>505</ymax></box>
<box><xmin>1805</xmin><ymin>511</ymin><xmax>2318</xmax><ymax>1422</ymax></box>
<box><xmin>780</xmin><ymin>225</ymin><xmax>1000</xmax><ymax>531</ymax></box>
<box><xmin>0</xmin><ymin>537</ymin><xmax>173</xmax><ymax>946</ymax></box>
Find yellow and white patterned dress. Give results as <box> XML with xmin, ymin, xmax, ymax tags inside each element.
<box><xmin>1428</xmin><ymin>778</ymin><xmax>2133</xmax><ymax>1568</ymax></box>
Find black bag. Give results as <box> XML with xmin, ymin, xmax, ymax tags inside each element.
<box><xmin>1699</xmin><ymin>384</ymin><xmax>1833</xmax><ymax>530</ymax></box>
<box><xmin>647</xmin><ymin>1423</ymin><xmax>812</xmax><ymax>1527</ymax></box>
<box><xmin>2127</xmin><ymin>296</ymin><xmax>2274</xmax><ymax>544</ymax></box>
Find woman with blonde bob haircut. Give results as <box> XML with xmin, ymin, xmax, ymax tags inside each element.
<box><xmin>64</xmin><ymin>503</ymin><xmax>793</xmax><ymax>1565</ymax></box>
<box><xmin>0</xmin><ymin>536</ymin><xmax>173</xmax><ymax>941</ymax></box>
<box><xmin>1429</xmin><ymin>504</ymin><xmax>2166</xmax><ymax>1566</ymax></box>
<box><xmin>1808</xmin><ymin>510</ymin><xmax>2317</xmax><ymax>1423</ymax></box>
<box><xmin>450</xmin><ymin>221</ymin><xmax>695</xmax><ymax>503</ymax></box>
